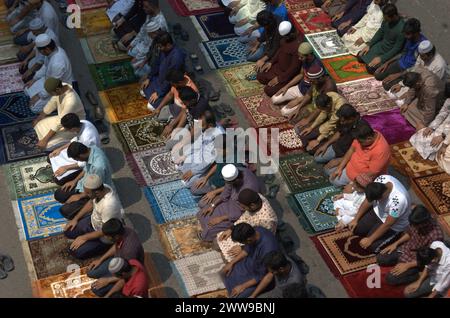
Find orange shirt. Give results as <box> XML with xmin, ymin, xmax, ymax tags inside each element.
<box><xmin>346</xmin><ymin>131</ymin><xmax>391</xmax><ymax>181</ymax></box>
<box><xmin>171</xmin><ymin>75</ymin><xmax>199</xmax><ymax>109</ymax></box>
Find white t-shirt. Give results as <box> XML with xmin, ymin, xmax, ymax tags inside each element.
<box><xmin>91</xmin><ymin>184</ymin><xmax>125</xmax><ymax>232</ymax></box>
<box><xmin>40</xmin><ymin>0</ymin><xmax>60</xmax><ymax>37</ymax></box>
<box><xmin>372</xmin><ymin>175</ymin><xmax>411</xmax><ymax>232</ymax></box>
<box><xmin>429</xmin><ymin>241</ymin><xmax>450</xmax><ymax>294</ymax></box>
<box><xmin>72</xmin><ymin>120</ymin><xmax>100</xmax><ymax>147</ymax></box>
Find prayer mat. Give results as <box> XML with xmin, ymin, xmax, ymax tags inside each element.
<box><xmin>438</xmin><ymin>214</ymin><xmax>450</xmax><ymax>236</ymax></box>
<box><xmin>237</xmin><ymin>94</ymin><xmax>288</xmax><ymax>128</ymax></box>
<box><xmin>7</xmin><ymin>156</ymin><xmax>58</xmax><ymax>199</ymax></box>
<box><xmin>285</xmin><ymin>0</ymin><xmax>315</xmax><ymax>12</ymax></box>
<box><xmin>99</xmin><ymin>83</ymin><xmax>151</xmax><ymax>123</ymax></box>
<box><xmin>192</xmin><ymin>12</ymin><xmax>236</xmax><ymax>41</ymax></box>
<box><xmin>279</xmin><ymin>153</ymin><xmax>330</xmax><ymax>193</ymax></box>
<box><xmin>114</xmin><ymin>116</ymin><xmax>165</xmax><ymax>153</ymax></box>
<box><xmin>159</xmin><ymin>217</ymin><xmax>212</xmax><ymax>260</ymax></box>
<box><xmin>127</xmin><ymin>147</ymin><xmax>181</xmax><ymax>186</ymax></box>
<box><xmin>0</xmin><ymin>122</ymin><xmax>44</xmax><ymax>163</ymax></box>
<box><xmin>363</xmin><ymin>108</ymin><xmax>416</xmax><ymax>145</ymax></box>
<box><xmin>311</xmin><ymin>229</ymin><xmax>376</xmax><ymax>276</ymax></box>
<box><xmin>305</xmin><ymin>30</ymin><xmax>349</xmax><ymax>59</ymax></box>
<box><xmin>323</xmin><ymin>55</ymin><xmax>372</xmax><ymax>84</ymax></box>
<box><xmin>200</xmin><ymin>37</ymin><xmax>248</xmax><ymax>69</ymax></box>
<box><xmin>194</xmin><ymin>289</ymin><xmax>228</xmax><ymax>298</ymax></box>
<box><xmin>17</xmin><ymin>192</ymin><xmax>66</xmax><ymax>241</ymax></box>
<box><xmin>28</xmin><ymin>234</ymin><xmax>90</xmax><ymax>279</ymax></box>
<box><xmin>84</xmin><ymin>33</ymin><xmax>129</xmax><ymax>64</ymax></box>
<box><xmin>167</xmin><ymin>0</ymin><xmax>223</xmax><ymax>17</ymax></box>
<box><xmin>32</xmin><ymin>267</ymin><xmax>96</xmax><ymax>298</ymax></box>
<box><xmin>76</xmin><ymin>9</ymin><xmax>112</xmax><ymax>37</ymax></box>
<box><xmin>0</xmin><ymin>92</ymin><xmax>35</xmax><ymax>126</ymax></box>
<box><xmin>291</xmin><ymin>8</ymin><xmax>333</xmax><ymax>35</ymax></box>
<box><xmin>0</xmin><ymin>16</ymin><xmax>13</xmax><ymax>45</ymax></box>
<box><xmin>0</xmin><ymin>43</ymin><xmax>18</xmax><ymax>65</ymax></box>
<box><xmin>219</xmin><ymin>64</ymin><xmax>263</xmax><ymax>98</ymax></box>
<box><xmin>257</xmin><ymin>123</ymin><xmax>303</xmax><ymax>156</ymax></box>
<box><xmin>89</xmin><ymin>60</ymin><xmax>138</xmax><ymax>91</ymax></box>
<box><xmin>391</xmin><ymin>141</ymin><xmax>442</xmax><ymax>178</ymax></box>
<box><xmin>75</xmin><ymin>0</ymin><xmax>108</xmax><ymax>10</ymax></box>
<box><xmin>144</xmin><ymin>180</ymin><xmax>200</xmax><ymax>224</ymax></box>
<box><xmin>292</xmin><ymin>186</ymin><xmax>340</xmax><ymax>233</ymax></box>
<box><xmin>412</xmin><ymin>173</ymin><xmax>450</xmax><ymax>215</ymax></box>
<box><xmin>0</xmin><ymin>63</ymin><xmax>23</xmax><ymax>95</ymax></box>
<box><xmin>338</xmin><ymin>78</ymin><xmax>397</xmax><ymax>116</ymax></box>
<box><xmin>172</xmin><ymin>251</ymin><xmax>225</xmax><ymax>297</ymax></box>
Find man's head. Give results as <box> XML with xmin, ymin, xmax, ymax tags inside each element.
<box><xmin>44</xmin><ymin>77</ymin><xmax>64</xmax><ymax>96</ymax></box>
<box><xmin>374</xmin><ymin>0</ymin><xmax>387</xmax><ymax>7</ymax></box>
<box><xmin>256</xmin><ymin>10</ymin><xmax>276</xmax><ymax>29</ymax></box>
<box><xmin>61</xmin><ymin>113</ymin><xmax>82</xmax><ymax>132</ymax></box>
<box><xmin>382</xmin><ymin>3</ymin><xmax>399</xmax><ymax>23</ymax></box>
<box><xmin>416</xmin><ymin>246</ymin><xmax>439</xmax><ymax>270</ymax></box>
<box><xmin>35</xmin><ymin>34</ymin><xmax>56</xmax><ymax>56</ymax></box>
<box><xmin>308</xmin><ymin>65</ymin><xmax>326</xmax><ymax>86</ymax></box>
<box><xmin>403</xmin><ymin>72</ymin><xmax>421</xmax><ymax>90</ymax></box>
<box><xmin>155</xmin><ymin>32</ymin><xmax>174</xmax><ymax>53</ymax></box>
<box><xmin>237</xmin><ymin>189</ymin><xmax>262</xmax><ymax>213</ymax></box>
<box><xmin>353</xmin><ymin>120</ymin><xmax>376</xmax><ymax>147</ymax></box>
<box><xmin>364</xmin><ymin>182</ymin><xmax>389</xmax><ymax>202</ymax></box>
<box><xmin>315</xmin><ymin>93</ymin><xmax>332</xmax><ymax>112</ymax></box>
<box><xmin>166</xmin><ymin>69</ymin><xmax>186</xmax><ymax>88</ymax></box>
<box><xmin>221</xmin><ymin>164</ymin><xmax>243</xmax><ymax>187</ymax></box>
<box><xmin>29</xmin><ymin>17</ymin><xmax>45</xmax><ymax>36</ymax></box>
<box><xmin>178</xmin><ymin>86</ymin><xmax>199</xmax><ymax>108</ymax></box>
<box><xmin>83</xmin><ymin>174</ymin><xmax>105</xmax><ymax>200</ymax></box>
<box><xmin>67</xmin><ymin>142</ymin><xmax>90</xmax><ymax>162</ymax></box>
<box><xmin>200</xmin><ymin>110</ymin><xmax>217</xmax><ymax>130</ymax></box>
<box><xmin>108</xmin><ymin>257</ymin><xmax>133</xmax><ymax>280</ymax></box>
<box><xmin>418</xmin><ymin>40</ymin><xmax>436</xmax><ymax>63</ymax></box>
<box><xmin>102</xmin><ymin>218</ymin><xmax>125</xmax><ymax>243</ymax></box>
<box><xmin>143</xmin><ymin>0</ymin><xmax>159</xmax><ymax>16</ymax></box>
<box><xmin>409</xmin><ymin>205</ymin><xmax>433</xmax><ymax>233</ymax></box>
<box><xmin>403</xmin><ymin>18</ymin><xmax>421</xmax><ymax>41</ymax></box>
<box><xmin>281</xmin><ymin>283</ymin><xmax>308</xmax><ymax>298</ymax></box>
<box><xmin>263</xmin><ymin>251</ymin><xmax>290</xmax><ymax>276</ymax></box>
<box><xmin>145</xmin><ymin>21</ymin><xmax>161</xmax><ymax>38</ymax></box>
<box><xmin>336</xmin><ymin>104</ymin><xmax>360</xmax><ymax>126</ymax></box>
<box><xmin>353</xmin><ymin>173</ymin><xmax>375</xmax><ymax>193</ymax></box>
<box><xmin>231</xmin><ymin>223</ymin><xmax>258</xmax><ymax>245</ymax></box>
<box><xmin>298</xmin><ymin>42</ymin><xmax>314</xmax><ymax>62</ymax></box>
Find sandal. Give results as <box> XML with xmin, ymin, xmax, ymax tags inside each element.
<box><xmin>209</xmin><ymin>89</ymin><xmax>221</xmax><ymax>102</ymax></box>
<box><xmin>194</xmin><ymin>65</ymin><xmax>203</xmax><ymax>74</ymax></box>
<box><xmin>0</xmin><ymin>255</ymin><xmax>14</xmax><ymax>272</ymax></box>
<box><xmin>85</xmin><ymin>91</ymin><xmax>98</xmax><ymax>106</ymax></box>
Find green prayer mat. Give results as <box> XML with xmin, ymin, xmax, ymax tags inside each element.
<box><xmin>88</xmin><ymin>60</ymin><xmax>138</xmax><ymax>91</ymax></box>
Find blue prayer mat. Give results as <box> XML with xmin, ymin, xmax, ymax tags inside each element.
<box><xmin>0</xmin><ymin>121</ymin><xmax>44</xmax><ymax>163</ymax></box>
<box><xmin>0</xmin><ymin>92</ymin><xmax>35</xmax><ymax>127</ymax></box>
<box><xmin>200</xmin><ymin>37</ymin><xmax>248</xmax><ymax>69</ymax></box>
<box><xmin>193</xmin><ymin>12</ymin><xmax>236</xmax><ymax>41</ymax></box>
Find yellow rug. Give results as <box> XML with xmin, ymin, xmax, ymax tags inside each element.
<box><xmin>76</xmin><ymin>9</ymin><xmax>112</xmax><ymax>37</ymax></box>
<box><xmin>85</xmin><ymin>33</ymin><xmax>129</xmax><ymax>64</ymax></box>
<box><xmin>0</xmin><ymin>14</ymin><xmax>13</xmax><ymax>44</ymax></box>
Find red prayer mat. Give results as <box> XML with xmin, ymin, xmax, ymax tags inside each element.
<box><xmin>285</xmin><ymin>0</ymin><xmax>316</xmax><ymax>12</ymax></box>
<box><xmin>323</xmin><ymin>55</ymin><xmax>372</xmax><ymax>83</ymax></box>
<box><xmin>412</xmin><ymin>172</ymin><xmax>450</xmax><ymax>215</ymax></box>
<box><xmin>236</xmin><ymin>94</ymin><xmax>288</xmax><ymax>128</ymax></box>
<box><xmin>167</xmin><ymin>0</ymin><xmax>223</xmax><ymax>17</ymax></box>
<box><xmin>256</xmin><ymin>123</ymin><xmax>304</xmax><ymax>156</ymax></box>
<box><xmin>290</xmin><ymin>8</ymin><xmax>333</xmax><ymax>35</ymax></box>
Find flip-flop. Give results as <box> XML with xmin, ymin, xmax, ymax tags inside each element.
<box><xmin>190</xmin><ymin>53</ymin><xmax>198</xmax><ymax>62</ymax></box>
<box><xmin>194</xmin><ymin>65</ymin><xmax>203</xmax><ymax>74</ymax></box>
<box><xmin>221</xmin><ymin>104</ymin><xmax>235</xmax><ymax>116</ymax></box>
<box><xmin>100</xmin><ymin>132</ymin><xmax>110</xmax><ymax>145</ymax></box>
<box><xmin>85</xmin><ymin>91</ymin><xmax>98</xmax><ymax>106</ymax></box>
<box><xmin>267</xmin><ymin>184</ymin><xmax>280</xmax><ymax>198</ymax></box>
<box><xmin>209</xmin><ymin>89</ymin><xmax>221</xmax><ymax>102</ymax></box>
<box><xmin>0</xmin><ymin>255</ymin><xmax>14</xmax><ymax>272</ymax></box>
<box><xmin>0</xmin><ymin>265</ymin><xmax>6</xmax><ymax>280</ymax></box>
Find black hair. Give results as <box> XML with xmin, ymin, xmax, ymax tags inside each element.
<box><xmin>283</xmin><ymin>25</ymin><xmax>298</xmax><ymax>43</ymax></box>
<box><xmin>263</xmin><ymin>251</ymin><xmax>289</xmax><ymax>271</ymax></box>
<box><xmin>61</xmin><ymin>113</ymin><xmax>81</xmax><ymax>129</ymax></box>
<box><xmin>102</xmin><ymin>219</ymin><xmax>125</xmax><ymax>237</ymax></box>
<box><xmin>67</xmin><ymin>142</ymin><xmax>88</xmax><ymax>159</ymax></box>
<box><xmin>382</xmin><ymin>3</ymin><xmax>398</xmax><ymax>17</ymax></box>
<box><xmin>403</xmin><ymin>18</ymin><xmax>421</xmax><ymax>34</ymax></box>
<box><xmin>315</xmin><ymin>93</ymin><xmax>332</xmax><ymax>109</ymax></box>
<box><xmin>445</xmin><ymin>82</ymin><xmax>450</xmax><ymax>99</ymax></box>
<box><xmin>231</xmin><ymin>223</ymin><xmax>256</xmax><ymax>244</ymax></box>
<box><xmin>166</xmin><ymin>69</ymin><xmax>185</xmax><ymax>83</ymax></box>
<box><xmin>336</xmin><ymin>104</ymin><xmax>359</xmax><ymax>119</ymax></box>
<box><xmin>178</xmin><ymin>86</ymin><xmax>198</xmax><ymax>103</ymax></box>
<box><xmin>408</xmin><ymin>205</ymin><xmax>431</xmax><ymax>225</ymax></box>
<box><xmin>403</xmin><ymin>72</ymin><xmax>421</xmax><ymax>88</ymax></box>
<box><xmin>416</xmin><ymin>247</ymin><xmax>438</xmax><ymax>270</ymax></box>
<box><xmin>237</xmin><ymin>188</ymin><xmax>261</xmax><ymax>206</ymax></box>
<box><xmin>116</xmin><ymin>259</ymin><xmax>132</xmax><ymax>275</ymax></box>
<box><xmin>143</xmin><ymin>0</ymin><xmax>159</xmax><ymax>7</ymax></box>
<box><xmin>364</xmin><ymin>182</ymin><xmax>388</xmax><ymax>202</ymax></box>
<box><xmin>352</xmin><ymin>119</ymin><xmax>375</xmax><ymax>140</ymax></box>
<box><xmin>202</xmin><ymin>110</ymin><xmax>217</xmax><ymax>127</ymax></box>
<box><xmin>155</xmin><ymin>32</ymin><xmax>173</xmax><ymax>46</ymax></box>
<box><xmin>256</xmin><ymin>10</ymin><xmax>276</xmax><ymax>28</ymax></box>
<box><xmin>281</xmin><ymin>283</ymin><xmax>308</xmax><ymax>298</ymax></box>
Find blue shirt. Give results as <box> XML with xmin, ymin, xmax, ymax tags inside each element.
<box><xmin>76</xmin><ymin>146</ymin><xmax>113</xmax><ymax>192</ymax></box>
<box><xmin>399</xmin><ymin>34</ymin><xmax>427</xmax><ymax>70</ymax></box>
<box><xmin>258</xmin><ymin>3</ymin><xmax>289</xmax><ymax>37</ymax></box>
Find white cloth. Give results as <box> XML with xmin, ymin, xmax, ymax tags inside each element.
<box><xmin>106</xmin><ymin>0</ymin><xmax>135</xmax><ymax>21</ymax></box>
<box><xmin>28</xmin><ymin>27</ymin><xmax>60</xmax><ymax>68</ymax></box>
<box><xmin>414</xmin><ymin>52</ymin><xmax>450</xmax><ymax>81</ymax></box>
<box><xmin>230</xmin><ymin>0</ymin><xmax>266</xmax><ymax>25</ymax></box>
<box><xmin>333</xmin><ymin>191</ymin><xmax>366</xmax><ymax>225</ymax></box>
<box><xmin>40</xmin><ymin>0</ymin><xmax>60</xmax><ymax>37</ymax></box>
<box><xmin>91</xmin><ymin>185</ymin><xmax>125</xmax><ymax>232</ymax></box>
<box><xmin>428</xmin><ymin>241</ymin><xmax>450</xmax><ymax>294</ymax></box>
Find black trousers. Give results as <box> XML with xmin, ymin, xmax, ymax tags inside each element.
<box><xmin>54</xmin><ymin>187</ymin><xmax>90</xmax><ymax>220</ymax></box>
<box><xmin>374</xmin><ymin>60</ymin><xmax>404</xmax><ymax>90</ymax></box>
<box><xmin>377</xmin><ymin>251</ymin><xmax>420</xmax><ymax>286</ymax></box>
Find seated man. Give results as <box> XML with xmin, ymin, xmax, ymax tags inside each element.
<box><xmin>331</xmin><ymin>0</ymin><xmax>372</xmax><ymax>37</ymax></box>
<box><xmin>377</xmin><ymin>205</ymin><xmax>444</xmax><ymax>286</ymax></box>
<box><xmin>32</xmin><ymin>78</ymin><xmax>85</xmax><ymax>150</ymax></box>
<box><xmin>106</xmin><ymin>0</ymin><xmax>135</xmax><ymax>23</ymax></box>
<box><xmin>412</xmin><ymin>41</ymin><xmax>449</xmax><ymax>81</ymax></box>
<box><xmin>222</xmin><ymin>223</ymin><xmax>279</xmax><ymax>298</ymax></box>
<box><xmin>315</xmin><ymin>0</ymin><xmax>347</xmax><ymax>18</ymax></box>
<box><xmin>63</xmin><ymin>174</ymin><xmax>125</xmax><ymax>259</ymax></box>
<box><xmin>227</xmin><ymin>0</ymin><xmax>266</xmax><ymax>39</ymax></box>
<box><xmin>10</xmin><ymin>0</ymin><xmax>59</xmax><ymax>38</ymax></box>
<box><xmin>357</xmin><ymin>4</ymin><xmax>405</xmax><ymax>74</ymax></box>
<box><xmin>197</xmin><ymin>164</ymin><xmax>260</xmax><ymax>242</ymax></box>
<box><xmin>141</xmin><ymin>32</ymin><xmax>186</xmax><ymax>109</ymax></box>
<box><xmin>48</xmin><ymin>113</ymin><xmax>100</xmax><ymax>186</ymax></box>
<box><xmin>349</xmin><ymin>175</ymin><xmax>411</xmax><ymax>253</ymax></box>
<box><xmin>247</xmin><ymin>11</ymin><xmax>281</xmax><ymax>64</ymax></box>
<box><xmin>326</xmin><ymin>120</ymin><xmax>390</xmax><ymax>187</ymax></box>
<box><xmin>88</xmin><ymin>219</ymin><xmax>144</xmax><ymax>297</ymax></box>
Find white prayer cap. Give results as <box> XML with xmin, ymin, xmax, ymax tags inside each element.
<box><xmin>108</xmin><ymin>257</ymin><xmax>125</xmax><ymax>275</ymax></box>
<box><xmin>221</xmin><ymin>0</ymin><xmax>233</xmax><ymax>6</ymax></box>
<box><xmin>145</xmin><ymin>21</ymin><xmax>160</xmax><ymax>33</ymax></box>
<box><xmin>418</xmin><ymin>40</ymin><xmax>433</xmax><ymax>54</ymax></box>
<box><xmin>221</xmin><ymin>164</ymin><xmax>239</xmax><ymax>182</ymax></box>
<box><xmin>29</xmin><ymin>18</ymin><xmax>44</xmax><ymax>31</ymax></box>
<box><xmin>278</xmin><ymin>21</ymin><xmax>292</xmax><ymax>36</ymax></box>
<box><xmin>83</xmin><ymin>174</ymin><xmax>103</xmax><ymax>190</ymax></box>
<box><xmin>35</xmin><ymin>33</ymin><xmax>51</xmax><ymax>48</ymax></box>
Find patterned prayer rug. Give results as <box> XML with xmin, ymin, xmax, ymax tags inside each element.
<box><xmin>0</xmin><ymin>63</ymin><xmax>23</xmax><ymax>95</ymax></box>
<box><xmin>114</xmin><ymin>116</ymin><xmax>165</xmax><ymax>153</ymax></box>
<box><xmin>285</xmin><ymin>0</ymin><xmax>315</xmax><ymax>12</ymax></box>
<box><xmin>0</xmin><ymin>122</ymin><xmax>44</xmax><ymax>163</ymax></box>
<box><xmin>412</xmin><ymin>173</ymin><xmax>450</xmax><ymax>215</ymax></box>
<box><xmin>89</xmin><ymin>60</ymin><xmax>138</xmax><ymax>91</ymax></box>
<box><xmin>438</xmin><ymin>214</ymin><xmax>450</xmax><ymax>236</ymax></box>
<box><xmin>237</xmin><ymin>94</ymin><xmax>288</xmax><ymax>128</ymax></box>
<box><xmin>0</xmin><ymin>16</ymin><xmax>13</xmax><ymax>44</ymax></box>
<box><xmin>84</xmin><ymin>34</ymin><xmax>129</xmax><ymax>64</ymax></box>
<box><xmin>292</xmin><ymin>186</ymin><xmax>340</xmax><ymax>233</ymax></box>
<box><xmin>28</xmin><ymin>234</ymin><xmax>90</xmax><ymax>279</ymax></box>
<box><xmin>32</xmin><ymin>267</ymin><xmax>96</xmax><ymax>298</ymax></box>
<box><xmin>338</xmin><ymin>78</ymin><xmax>397</xmax><ymax>116</ymax></box>
<box><xmin>257</xmin><ymin>123</ymin><xmax>303</xmax><ymax>156</ymax></box>
<box><xmin>391</xmin><ymin>141</ymin><xmax>442</xmax><ymax>178</ymax></box>
<box><xmin>363</xmin><ymin>108</ymin><xmax>416</xmax><ymax>145</ymax></box>
<box><xmin>323</xmin><ymin>55</ymin><xmax>372</xmax><ymax>84</ymax></box>
<box><xmin>75</xmin><ymin>0</ymin><xmax>108</xmax><ymax>10</ymax></box>
<box><xmin>194</xmin><ymin>289</ymin><xmax>228</xmax><ymax>298</ymax></box>
<box><xmin>159</xmin><ymin>217</ymin><xmax>212</xmax><ymax>260</ymax></box>
<box><xmin>192</xmin><ymin>12</ymin><xmax>236</xmax><ymax>41</ymax></box>
<box><xmin>172</xmin><ymin>250</ymin><xmax>225</xmax><ymax>297</ymax></box>
<box><xmin>76</xmin><ymin>9</ymin><xmax>112</xmax><ymax>37</ymax></box>
<box><xmin>7</xmin><ymin>156</ymin><xmax>58</xmax><ymax>199</ymax></box>
<box><xmin>279</xmin><ymin>153</ymin><xmax>330</xmax><ymax>193</ymax></box>
<box><xmin>311</xmin><ymin>230</ymin><xmax>376</xmax><ymax>276</ymax></box>
<box><xmin>167</xmin><ymin>0</ymin><xmax>223</xmax><ymax>17</ymax></box>
<box><xmin>219</xmin><ymin>64</ymin><xmax>263</xmax><ymax>98</ymax></box>
<box><xmin>291</xmin><ymin>8</ymin><xmax>333</xmax><ymax>35</ymax></box>
<box><xmin>0</xmin><ymin>43</ymin><xmax>18</xmax><ymax>65</ymax></box>
<box><xmin>200</xmin><ymin>37</ymin><xmax>248</xmax><ymax>69</ymax></box>
<box><xmin>305</xmin><ymin>30</ymin><xmax>349</xmax><ymax>59</ymax></box>
<box><xmin>144</xmin><ymin>180</ymin><xmax>200</xmax><ymax>224</ymax></box>
<box><xmin>0</xmin><ymin>92</ymin><xmax>35</xmax><ymax>126</ymax></box>
<box><xmin>99</xmin><ymin>83</ymin><xmax>151</xmax><ymax>123</ymax></box>
<box><xmin>17</xmin><ymin>192</ymin><xmax>65</xmax><ymax>240</ymax></box>
<box><xmin>127</xmin><ymin>147</ymin><xmax>181</xmax><ymax>186</ymax></box>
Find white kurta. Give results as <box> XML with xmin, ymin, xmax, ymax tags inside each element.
<box><xmin>414</xmin><ymin>53</ymin><xmax>450</xmax><ymax>81</ymax></box>
<box><xmin>106</xmin><ymin>0</ymin><xmax>135</xmax><ymax>21</ymax></box>
<box><xmin>28</xmin><ymin>27</ymin><xmax>60</xmax><ymax>68</ymax></box>
<box><xmin>232</xmin><ymin>0</ymin><xmax>266</xmax><ymax>36</ymax></box>
<box><xmin>40</xmin><ymin>0</ymin><xmax>60</xmax><ymax>37</ymax></box>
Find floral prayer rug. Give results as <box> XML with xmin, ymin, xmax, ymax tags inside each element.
<box><xmin>285</xmin><ymin>0</ymin><xmax>315</xmax><ymax>12</ymax></box>
<box><xmin>17</xmin><ymin>192</ymin><xmax>65</xmax><ymax>241</ymax></box>
<box><xmin>338</xmin><ymin>78</ymin><xmax>397</xmax><ymax>116</ymax></box>
<box><xmin>99</xmin><ymin>83</ymin><xmax>151</xmax><ymax>123</ymax></box>
<box><xmin>412</xmin><ymin>173</ymin><xmax>450</xmax><ymax>215</ymax></box>
<box><xmin>194</xmin><ymin>289</ymin><xmax>228</xmax><ymax>298</ymax></box>
<box><xmin>237</xmin><ymin>94</ymin><xmax>288</xmax><ymax>128</ymax></box>
<box><xmin>0</xmin><ymin>43</ymin><xmax>18</xmax><ymax>65</ymax></box>
<box><xmin>114</xmin><ymin>116</ymin><xmax>165</xmax><ymax>153</ymax></box>
<box><xmin>144</xmin><ymin>180</ymin><xmax>200</xmax><ymax>224</ymax></box>
<box><xmin>0</xmin><ymin>63</ymin><xmax>22</xmax><ymax>95</ymax></box>
<box><xmin>172</xmin><ymin>251</ymin><xmax>225</xmax><ymax>297</ymax></box>
<box><xmin>391</xmin><ymin>141</ymin><xmax>442</xmax><ymax>178</ymax></box>
<box><xmin>291</xmin><ymin>8</ymin><xmax>333</xmax><ymax>35</ymax></box>
<box><xmin>0</xmin><ymin>122</ymin><xmax>44</xmax><ymax>163</ymax></box>
<box><xmin>0</xmin><ymin>92</ymin><xmax>35</xmax><ymax>126</ymax></box>
<box><xmin>279</xmin><ymin>153</ymin><xmax>330</xmax><ymax>193</ymax></box>
<box><xmin>305</xmin><ymin>30</ymin><xmax>349</xmax><ymax>59</ymax></box>
<box><xmin>84</xmin><ymin>33</ymin><xmax>129</xmax><ymax>64</ymax></box>
<box><xmin>192</xmin><ymin>12</ymin><xmax>236</xmax><ymax>41</ymax></box>
<box><xmin>323</xmin><ymin>55</ymin><xmax>372</xmax><ymax>83</ymax></box>
<box><xmin>7</xmin><ymin>156</ymin><xmax>58</xmax><ymax>199</ymax></box>
<box><xmin>76</xmin><ymin>9</ymin><xmax>112</xmax><ymax>37</ymax></box>
<box><xmin>219</xmin><ymin>64</ymin><xmax>263</xmax><ymax>98</ymax></box>
<box><xmin>159</xmin><ymin>217</ymin><xmax>212</xmax><ymax>260</ymax></box>
<box><xmin>200</xmin><ymin>37</ymin><xmax>248</xmax><ymax>69</ymax></box>
<box><xmin>75</xmin><ymin>0</ymin><xmax>108</xmax><ymax>11</ymax></box>
<box><xmin>311</xmin><ymin>229</ymin><xmax>376</xmax><ymax>276</ymax></box>
<box><xmin>127</xmin><ymin>147</ymin><xmax>181</xmax><ymax>186</ymax></box>
<box><xmin>89</xmin><ymin>60</ymin><xmax>138</xmax><ymax>91</ymax></box>
<box><xmin>167</xmin><ymin>0</ymin><xmax>223</xmax><ymax>17</ymax></box>
<box><xmin>438</xmin><ymin>214</ymin><xmax>450</xmax><ymax>236</ymax></box>
<box><xmin>256</xmin><ymin>123</ymin><xmax>303</xmax><ymax>156</ymax></box>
